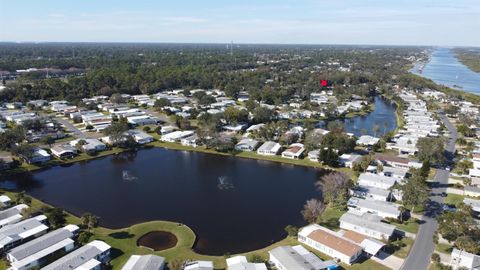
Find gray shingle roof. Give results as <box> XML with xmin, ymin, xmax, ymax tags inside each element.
<box><xmin>42</xmin><ymin>243</ymin><xmax>106</xmax><ymax>270</ymax></box>
<box><xmin>8</xmin><ymin>227</ymin><xmax>73</xmax><ymax>260</ymax></box>
<box><xmin>269</xmin><ymin>246</ymin><xmax>314</xmax><ymax>270</ymax></box>
<box><xmin>130</xmin><ymin>255</ymin><xmax>165</xmax><ymax>270</ymax></box>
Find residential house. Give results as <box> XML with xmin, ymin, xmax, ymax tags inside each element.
<box><xmin>464</xmin><ymin>186</ymin><xmax>480</xmax><ymax>198</ymax></box>
<box><xmin>281</xmin><ymin>143</ymin><xmax>305</xmax><ymax>159</ymax></box>
<box><xmin>349</xmin><ymin>185</ymin><xmax>392</xmax><ymax>201</ymax></box>
<box><xmin>339</xmin><ymin>230</ymin><xmax>385</xmax><ymax>257</ymax></box>
<box><xmin>298</xmin><ymin>224</ymin><xmax>363</xmax><ymax>265</ymax></box>
<box><xmin>7</xmin><ymin>225</ymin><xmax>79</xmax><ymax>270</ymax></box>
<box><xmin>356</xmin><ymin>135</ymin><xmax>380</xmax><ymax>147</ymax></box>
<box><xmin>0</xmin><ymin>152</ymin><xmax>14</xmax><ymax>170</ymax></box>
<box><xmin>0</xmin><ymin>204</ymin><xmax>29</xmax><ymax>228</ymax></box>
<box><xmin>339</xmin><ymin>212</ymin><xmax>396</xmax><ymax>240</ymax></box>
<box><xmin>269</xmin><ymin>245</ymin><xmax>338</xmax><ymax>270</ymax></box>
<box><xmin>161</xmin><ymin>130</ymin><xmax>195</xmax><ymax>143</ymax></box>
<box><xmin>357</xmin><ymin>173</ymin><xmax>397</xmax><ymax>190</ymax></box>
<box><xmin>51</xmin><ymin>144</ymin><xmax>77</xmax><ymax>159</ymax></box>
<box><xmin>181</xmin><ymin>135</ymin><xmax>200</xmax><ymax>148</ymax></box>
<box><xmin>0</xmin><ymin>195</ymin><xmax>11</xmax><ymax>208</ymax></box>
<box><xmin>308</xmin><ymin>150</ymin><xmax>320</xmax><ymax>162</ymax></box>
<box><xmin>0</xmin><ymin>215</ymin><xmax>49</xmax><ymax>251</ymax></box>
<box><xmin>450</xmin><ymin>248</ymin><xmax>480</xmax><ymax>270</ymax></box>
<box><xmin>121</xmin><ymin>254</ymin><xmax>165</xmax><ymax>270</ymax></box>
<box><xmin>463</xmin><ymin>198</ymin><xmax>480</xmax><ymax>214</ymax></box>
<box><xmin>374</xmin><ymin>154</ymin><xmax>422</xmax><ymax>169</ymax></box>
<box><xmin>42</xmin><ymin>240</ymin><xmax>111</xmax><ymax>270</ymax></box>
<box><xmin>226</xmin><ymin>256</ymin><xmax>267</xmax><ymax>270</ymax></box>
<box><xmin>24</xmin><ymin>148</ymin><xmax>51</xmax><ymax>164</ymax></box>
<box><xmin>69</xmin><ymin>138</ymin><xmax>106</xmax><ymax>153</ymax></box>
<box><xmin>235</xmin><ymin>138</ymin><xmax>260</xmax><ymax>152</ymax></box>
<box><xmin>338</xmin><ymin>154</ymin><xmax>362</xmax><ymax>168</ymax></box>
<box><xmin>126</xmin><ymin>130</ymin><xmax>154</xmax><ymax>145</ymax></box>
<box><xmin>257</xmin><ymin>141</ymin><xmax>281</xmax><ymax>156</ymax></box>
<box><xmin>347</xmin><ymin>197</ymin><xmax>400</xmax><ymax>219</ymax></box>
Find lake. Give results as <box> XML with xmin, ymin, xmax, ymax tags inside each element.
<box><xmin>319</xmin><ymin>96</ymin><xmax>397</xmax><ymax>137</ymax></box>
<box><xmin>1</xmin><ymin>148</ymin><xmax>324</xmax><ymax>255</ymax></box>
<box><xmin>410</xmin><ymin>48</ymin><xmax>480</xmax><ymax>94</ymax></box>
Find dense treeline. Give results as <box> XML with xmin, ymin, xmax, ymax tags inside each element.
<box><xmin>0</xmin><ymin>43</ymin><xmax>425</xmax><ymax>104</ymax></box>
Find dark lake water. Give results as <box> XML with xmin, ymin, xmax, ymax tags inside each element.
<box><xmin>1</xmin><ymin>148</ymin><xmax>323</xmax><ymax>255</ymax></box>
<box><xmin>319</xmin><ymin>96</ymin><xmax>397</xmax><ymax>137</ymax></box>
<box><xmin>410</xmin><ymin>48</ymin><xmax>480</xmax><ymax>94</ymax></box>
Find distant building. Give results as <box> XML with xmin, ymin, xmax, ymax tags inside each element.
<box><xmin>257</xmin><ymin>141</ymin><xmax>281</xmax><ymax>156</ymax></box>
<box><xmin>281</xmin><ymin>143</ymin><xmax>305</xmax><ymax>159</ymax></box>
<box><xmin>235</xmin><ymin>138</ymin><xmax>260</xmax><ymax>152</ymax></box>
<box><xmin>226</xmin><ymin>256</ymin><xmax>267</xmax><ymax>270</ymax></box>
<box><xmin>42</xmin><ymin>240</ymin><xmax>111</xmax><ymax>270</ymax></box>
<box><xmin>269</xmin><ymin>245</ymin><xmax>338</xmax><ymax>270</ymax></box>
<box><xmin>347</xmin><ymin>197</ymin><xmax>400</xmax><ymax>219</ymax></box>
<box><xmin>450</xmin><ymin>248</ymin><xmax>480</xmax><ymax>270</ymax></box>
<box><xmin>184</xmin><ymin>261</ymin><xmax>214</xmax><ymax>270</ymax></box>
<box><xmin>339</xmin><ymin>212</ymin><xmax>396</xmax><ymax>240</ymax></box>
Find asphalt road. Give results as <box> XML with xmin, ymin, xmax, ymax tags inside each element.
<box><xmin>400</xmin><ymin>111</ymin><xmax>457</xmax><ymax>270</ymax></box>
<box><xmin>55</xmin><ymin>117</ymin><xmax>86</xmax><ymax>138</ymax></box>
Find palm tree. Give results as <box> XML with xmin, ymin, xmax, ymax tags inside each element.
<box><xmin>398</xmin><ymin>206</ymin><xmax>406</xmax><ymax>223</ymax></box>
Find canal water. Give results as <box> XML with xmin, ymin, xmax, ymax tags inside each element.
<box><xmin>1</xmin><ymin>149</ymin><xmax>324</xmax><ymax>255</ymax></box>
<box><xmin>410</xmin><ymin>48</ymin><xmax>480</xmax><ymax>94</ymax></box>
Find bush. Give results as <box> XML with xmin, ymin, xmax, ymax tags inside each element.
<box><xmin>85</xmin><ymin>125</ymin><xmax>94</xmax><ymax>130</ymax></box>
<box><xmin>142</xmin><ymin>126</ymin><xmax>151</xmax><ymax>133</ymax></box>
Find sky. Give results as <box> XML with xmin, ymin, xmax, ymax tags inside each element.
<box><xmin>1</xmin><ymin>0</ymin><xmax>479</xmax><ymax>46</ymax></box>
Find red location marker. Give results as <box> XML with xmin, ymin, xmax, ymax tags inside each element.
<box><xmin>321</xmin><ymin>80</ymin><xmax>328</xmax><ymax>87</ymax></box>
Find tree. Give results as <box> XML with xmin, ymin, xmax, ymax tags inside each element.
<box><xmin>327</xmin><ymin>121</ymin><xmax>345</xmax><ymax>133</ymax></box>
<box><xmin>0</xmin><ymin>126</ymin><xmax>25</xmax><ymax>150</ymax></box>
<box><xmin>318</xmin><ymin>148</ymin><xmax>338</xmax><ymax>167</ymax></box>
<box><xmin>455</xmin><ymin>160</ymin><xmax>473</xmax><ymax>175</ymax></box>
<box><xmin>223</xmin><ymin>107</ymin><xmax>248</xmax><ymax>124</ymax></box>
<box><xmin>81</xmin><ymin>213</ymin><xmax>99</xmax><ymax>232</ymax></box>
<box><xmin>431</xmin><ymin>253</ymin><xmax>441</xmax><ymax>264</ymax></box>
<box><xmin>252</xmin><ymin>106</ymin><xmax>273</xmax><ymax>123</ymax></box>
<box><xmin>444</xmin><ymin>105</ymin><xmax>459</xmax><ymax>116</ymax></box>
<box><xmin>103</xmin><ymin>120</ymin><xmax>128</xmax><ymax>144</ymax></box>
<box><xmin>142</xmin><ymin>126</ymin><xmax>151</xmax><ymax>133</ymax></box>
<box><xmin>437</xmin><ymin>209</ymin><xmax>479</xmax><ymax>242</ymax></box>
<box><xmin>401</xmin><ymin>176</ymin><xmax>429</xmax><ymax>213</ymax></box>
<box><xmin>457</xmin><ymin>124</ymin><xmax>475</xmax><ymax>137</ymax></box>
<box><xmin>316</xmin><ymin>172</ymin><xmax>351</xmax><ymax>204</ymax></box>
<box><xmin>15</xmin><ymin>191</ymin><xmax>32</xmax><ymax>205</ymax></box>
<box><xmin>110</xmin><ymin>93</ymin><xmax>125</xmax><ymax>104</ymax></box>
<box><xmin>154</xmin><ymin>98</ymin><xmax>171</xmax><ymax>109</ymax></box>
<box><xmin>45</xmin><ymin>207</ymin><xmax>66</xmax><ymax>229</ymax></box>
<box><xmin>168</xmin><ymin>259</ymin><xmax>184</xmax><ymax>270</ymax></box>
<box><xmin>372</xmin><ymin>123</ymin><xmax>380</xmax><ymax>137</ymax></box>
<box><xmin>301</xmin><ymin>198</ymin><xmax>325</xmax><ymax>223</ymax></box>
<box><xmin>416</xmin><ymin>137</ymin><xmax>446</xmax><ymax>166</ymax></box>
<box><xmin>40</xmin><ymin>135</ymin><xmax>55</xmax><ymax>147</ymax></box>
<box><xmin>455</xmin><ymin>235</ymin><xmax>480</xmax><ymax>254</ymax></box>
<box><xmin>284</xmin><ymin>225</ymin><xmax>299</xmax><ymax>237</ymax></box>
<box><xmin>303</xmin><ymin>131</ymin><xmax>323</xmax><ymax>151</ymax></box>
<box><xmin>77</xmin><ymin>231</ymin><xmax>93</xmax><ymax>245</ymax></box>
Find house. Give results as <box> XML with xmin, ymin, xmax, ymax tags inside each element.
<box><xmin>42</xmin><ymin>240</ymin><xmax>111</xmax><ymax>270</ymax></box>
<box><xmin>51</xmin><ymin>144</ymin><xmax>77</xmax><ymax>159</ymax></box>
<box><xmin>0</xmin><ymin>215</ymin><xmax>49</xmax><ymax>251</ymax></box>
<box><xmin>25</xmin><ymin>148</ymin><xmax>51</xmax><ymax>164</ymax></box>
<box><xmin>235</xmin><ymin>138</ymin><xmax>260</xmax><ymax>152</ymax></box>
<box><xmin>121</xmin><ymin>254</ymin><xmax>165</xmax><ymax>270</ymax></box>
<box><xmin>347</xmin><ymin>197</ymin><xmax>400</xmax><ymax>219</ymax></box>
<box><xmin>464</xmin><ymin>186</ymin><xmax>480</xmax><ymax>198</ymax></box>
<box><xmin>257</xmin><ymin>141</ymin><xmax>281</xmax><ymax>156</ymax></box>
<box><xmin>281</xmin><ymin>143</ymin><xmax>305</xmax><ymax>159</ymax></box>
<box><xmin>339</xmin><ymin>230</ymin><xmax>385</xmax><ymax>257</ymax></box>
<box><xmin>350</xmin><ymin>185</ymin><xmax>392</xmax><ymax>201</ymax></box>
<box><xmin>226</xmin><ymin>256</ymin><xmax>267</xmax><ymax>270</ymax></box>
<box><xmin>308</xmin><ymin>150</ymin><xmax>320</xmax><ymax>162</ymax></box>
<box><xmin>381</xmin><ymin>166</ymin><xmax>408</xmax><ymax>180</ymax></box>
<box><xmin>269</xmin><ymin>245</ymin><xmax>338</xmax><ymax>270</ymax></box>
<box><xmin>126</xmin><ymin>130</ymin><xmax>154</xmax><ymax>144</ymax></box>
<box><xmin>7</xmin><ymin>225</ymin><xmax>79</xmax><ymax>270</ymax></box>
<box><xmin>356</xmin><ymin>135</ymin><xmax>380</xmax><ymax>147</ymax></box>
<box><xmin>339</xmin><ymin>212</ymin><xmax>396</xmax><ymax>240</ymax></box>
<box><xmin>338</xmin><ymin>154</ymin><xmax>362</xmax><ymax>168</ymax></box>
<box><xmin>298</xmin><ymin>224</ymin><xmax>363</xmax><ymax>265</ymax></box>
<box><xmin>357</xmin><ymin>173</ymin><xmax>397</xmax><ymax>190</ymax></box>
<box><xmin>161</xmin><ymin>130</ymin><xmax>195</xmax><ymax>143</ymax></box>
<box><xmin>69</xmin><ymin>138</ymin><xmax>106</xmax><ymax>153</ymax></box>
<box><xmin>450</xmin><ymin>248</ymin><xmax>480</xmax><ymax>270</ymax></box>
<box><xmin>0</xmin><ymin>195</ymin><xmax>11</xmax><ymax>208</ymax></box>
<box><xmin>184</xmin><ymin>261</ymin><xmax>214</xmax><ymax>270</ymax></box>
<box><xmin>127</xmin><ymin>115</ymin><xmax>160</xmax><ymax>126</ymax></box>
<box><xmin>374</xmin><ymin>153</ymin><xmax>422</xmax><ymax>169</ymax></box>
<box><xmin>0</xmin><ymin>152</ymin><xmax>14</xmax><ymax>170</ymax></box>
<box><xmin>181</xmin><ymin>135</ymin><xmax>200</xmax><ymax>148</ymax></box>
<box><xmin>463</xmin><ymin>198</ymin><xmax>480</xmax><ymax>213</ymax></box>
<box><xmin>0</xmin><ymin>204</ymin><xmax>29</xmax><ymax>228</ymax></box>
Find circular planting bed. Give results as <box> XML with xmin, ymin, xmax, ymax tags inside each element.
<box><xmin>137</xmin><ymin>231</ymin><xmax>178</xmax><ymax>251</ymax></box>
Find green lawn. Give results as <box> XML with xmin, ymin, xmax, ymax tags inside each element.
<box><xmin>384</xmin><ymin>237</ymin><xmax>414</xmax><ymax>258</ymax></box>
<box><xmin>319</xmin><ymin>207</ymin><xmax>346</xmax><ymax>230</ymax></box>
<box><xmin>435</xmin><ymin>243</ymin><xmax>453</xmax><ymax>254</ymax></box>
<box><xmin>389</xmin><ymin>218</ymin><xmax>421</xmax><ymax>234</ymax></box>
<box><xmin>444</xmin><ymin>193</ymin><xmax>465</xmax><ymax>206</ymax></box>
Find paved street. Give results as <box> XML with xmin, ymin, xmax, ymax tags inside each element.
<box><xmin>401</xmin><ymin>111</ymin><xmax>457</xmax><ymax>270</ymax></box>
<box><xmin>55</xmin><ymin>117</ymin><xmax>87</xmax><ymax>138</ymax></box>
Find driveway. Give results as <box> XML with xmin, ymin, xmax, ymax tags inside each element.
<box><xmin>400</xmin><ymin>111</ymin><xmax>457</xmax><ymax>270</ymax></box>
<box><xmin>55</xmin><ymin>117</ymin><xmax>86</xmax><ymax>138</ymax></box>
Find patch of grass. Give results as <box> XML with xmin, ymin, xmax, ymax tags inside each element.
<box><xmin>444</xmin><ymin>193</ymin><xmax>464</xmax><ymax>206</ymax></box>
<box><xmin>319</xmin><ymin>207</ymin><xmax>346</xmax><ymax>230</ymax></box>
<box><xmin>388</xmin><ymin>218</ymin><xmax>421</xmax><ymax>234</ymax></box>
<box><xmin>390</xmin><ymin>237</ymin><xmax>414</xmax><ymax>258</ymax></box>
<box><xmin>436</xmin><ymin>243</ymin><xmax>453</xmax><ymax>254</ymax></box>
